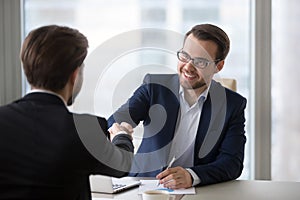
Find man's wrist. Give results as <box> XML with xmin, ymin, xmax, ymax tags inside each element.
<box><xmin>114</xmin><ymin>131</ymin><xmax>133</xmax><ymax>140</ymax></box>
<box><xmin>186</xmin><ymin>168</ymin><xmax>200</xmax><ymax>186</ymax></box>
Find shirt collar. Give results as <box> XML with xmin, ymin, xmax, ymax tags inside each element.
<box><xmin>179</xmin><ymin>83</ymin><xmax>210</xmax><ymax>103</ymax></box>
<box><xmin>28</xmin><ymin>89</ymin><xmax>67</xmax><ymax>106</ymax></box>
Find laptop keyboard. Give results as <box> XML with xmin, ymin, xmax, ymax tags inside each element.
<box><xmin>113</xmin><ymin>184</ymin><xmax>126</xmax><ymax>190</ymax></box>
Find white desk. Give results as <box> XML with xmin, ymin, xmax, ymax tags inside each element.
<box><xmin>183</xmin><ymin>180</ymin><xmax>300</xmax><ymax>200</ymax></box>
<box><xmin>92</xmin><ymin>179</ymin><xmax>300</xmax><ymax>200</ymax></box>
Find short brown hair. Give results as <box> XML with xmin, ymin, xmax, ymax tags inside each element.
<box><xmin>21</xmin><ymin>25</ymin><xmax>88</xmax><ymax>91</ymax></box>
<box><xmin>185</xmin><ymin>24</ymin><xmax>230</xmax><ymax>61</ymax></box>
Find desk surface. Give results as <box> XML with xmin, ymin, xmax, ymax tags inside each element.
<box><xmin>92</xmin><ymin>179</ymin><xmax>300</xmax><ymax>200</ymax></box>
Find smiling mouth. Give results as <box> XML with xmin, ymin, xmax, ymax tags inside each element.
<box><xmin>183</xmin><ymin>72</ymin><xmax>196</xmax><ymax>80</ymax></box>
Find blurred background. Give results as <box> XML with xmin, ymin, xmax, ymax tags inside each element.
<box><xmin>1</xmin><ymin>0</ymin><xmax>299</xmax><ymax>182</ymax></box>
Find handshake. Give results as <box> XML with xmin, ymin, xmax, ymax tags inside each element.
<box><xmin>108</xmin><ymin>122</ymin><xmax>134</xmax><ymax>141</ymax></box>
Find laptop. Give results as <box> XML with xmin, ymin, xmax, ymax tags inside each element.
<box><xmin>89</xmin><ymin>175</ymin><xmax>141</xmax><ymax>194</ymax></box>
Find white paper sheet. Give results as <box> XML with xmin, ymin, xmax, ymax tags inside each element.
<box><xmin>92</xmin><ymin>198</ymin><xmax>125</xmax><ymax>200</ymax></box>
<box><xmin>138</xmin><ymin>180</ymin><xmax>196</xmax><ymax>194</ymax></box>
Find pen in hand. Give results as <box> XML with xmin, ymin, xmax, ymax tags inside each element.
<box><xmin>157</xmin><ymin>156</ymin><xmax>176</xmax><ymax>186</ymax></box>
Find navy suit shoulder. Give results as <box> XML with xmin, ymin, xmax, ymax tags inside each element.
<box><xmin>108</xmin><ymin>73</ymin><xmax>179</xmax><ymax>127</ymax></box>
<box><xmin>143</xmin><ymin>73</ymin><xmax>178</xmax><ymax>84</ymax></box>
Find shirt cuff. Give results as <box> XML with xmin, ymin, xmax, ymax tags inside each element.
<box><xmin>186</xmin><ymin>168</ymin><xmax>201</xmax><ymax>186</ymax></box>
<box><xmin>113</xmin><ymin>131</ymin><xmax>133</xmax><ymax>140</ymax></box>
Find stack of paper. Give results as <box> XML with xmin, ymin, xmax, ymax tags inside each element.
<box><xmin>138</xmin><ymin>180</ymin><xmax>196</xmax><ymax>195</ymax></box>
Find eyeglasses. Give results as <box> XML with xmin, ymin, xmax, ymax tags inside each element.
<box><xmin>177</xmin><ymin>49</ymin><xmax>221</xmax><ymax>69</ymax></box>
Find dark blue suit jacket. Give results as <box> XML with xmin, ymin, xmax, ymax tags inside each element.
<box><xmin>0</xmin><ymin>93</ymin><xmax>133</xmax><ymax>200</ymax></box>
<box><xmin>108</xmin><ymin>74</ymin><xmax>247</xmax><ymax>186</ymax></box>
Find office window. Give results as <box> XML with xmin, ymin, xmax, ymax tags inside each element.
<box><xmin>24</xmin><ymin>0</ymin><xmax>251</xmax><ymax>179</ymax></box>
<box><xmin>141</xmin><ymin>8</ymin><xmax>166</xmax><ymax>22</ymax></box>
<box><xmin>272</xmin><ymin>0</ymin><xmax>300</xmax><ymax>181</ymax></box>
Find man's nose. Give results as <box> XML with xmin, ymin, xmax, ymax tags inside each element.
<box><xmin>183</xmin><ymin>60</ymin><xmax>196</xmax><ymax>71</ymax></box>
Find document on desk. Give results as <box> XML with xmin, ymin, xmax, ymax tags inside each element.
<box><xmin>138</xmin><ymin>180</ymin><xmax>196</xmax><ymax>194</ymax></box>
<box><xmin>92</xmin><ymin>198</ymin><xmax>125</xmax><ymax>200</ymax></box>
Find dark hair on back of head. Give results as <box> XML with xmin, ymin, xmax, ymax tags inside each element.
<box><xmin>21</xmin><ymin>25</ymin><xmax>88</xmax><ymax>91</ymax></box>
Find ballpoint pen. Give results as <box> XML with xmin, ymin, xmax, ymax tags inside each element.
<box><xmin>157</xmin><ymin>156</ymin><xmax>176</xmax><ymax>186</ymax></box>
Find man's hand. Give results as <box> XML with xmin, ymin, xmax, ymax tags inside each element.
<box><xmin>109</xmin><ymin>122</ymin><xmax>133</xmax><ymax>141</ymax></box>
<box><xmin>156</xmin><ymin>166</ymin><xmax>193</xmax><ymax>189</ymax></box>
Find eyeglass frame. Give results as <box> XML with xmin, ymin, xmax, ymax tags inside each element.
<box><xmin>177</xmin><ymin>49</ymin><xmax>221</xmax><ymax>69</ymax></box>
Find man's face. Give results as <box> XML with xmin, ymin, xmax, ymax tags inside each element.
<box><xmin>177</xmin><ymin>34</ymin><xmax>220</xmax><ymax>95</ymax></box>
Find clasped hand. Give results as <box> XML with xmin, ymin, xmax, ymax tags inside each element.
<box><xmin>109</xmin><ymin>122</ymin><xmax>133</xmax><ymax>141</ymax></box>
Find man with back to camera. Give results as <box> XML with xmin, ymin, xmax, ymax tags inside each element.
<box><xmin>108</xmin><ymin>24</ymin><xmax>247</xmax><ymax>189</ymax></box>
<box><xmin>0</xmin><ymin>25</ymin><xmax>134</xmax><ymax>200</ymax></box>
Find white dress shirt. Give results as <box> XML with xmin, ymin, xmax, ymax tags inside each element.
<box><xmin>168</xmin><ymin>86</ymin><xmax>209</xmax><ymax>186</ymax></box>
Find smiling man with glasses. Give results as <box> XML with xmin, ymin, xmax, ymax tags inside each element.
<box><xmin>109</xmin><ymin>24</ymin><xmax>247</xmax><ymax>189</ymax></box>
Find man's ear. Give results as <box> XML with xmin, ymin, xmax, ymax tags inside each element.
<box><xmin>70</xmin><ymin>67</ymin><xmax>80</xmax><ymax>85</ymax></box>
<box><xmin>215</xmin><ymin>60</ymin><xmax>224</xmax><ymax>73</ymax></box>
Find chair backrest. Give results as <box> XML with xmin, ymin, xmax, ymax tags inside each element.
<box><xmin>214</xmin><ymin>78</ymin><xmax>237</xmax><ymax>92</ymax></box>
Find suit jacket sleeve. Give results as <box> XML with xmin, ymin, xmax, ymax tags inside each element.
<box><xmin>72</xmin><ymin>114</ymin><xmax>134</xmax><ymax>178</ymax></box>
<box><xmin>191</xmin><ymin>94</ymin><xmax>247</xmax><ymax>186</ymax></box>
<box><xmin>108</xmin><ymin>75</ymin><xmax>151</xmax><ymax>128</ymax></box>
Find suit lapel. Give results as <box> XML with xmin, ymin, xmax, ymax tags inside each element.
<box><xmin>195</xmin><ymin>80</ymin><xmax>227</xmax><ymax>159</ymax></box>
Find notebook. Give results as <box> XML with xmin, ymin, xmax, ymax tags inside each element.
<box><xmin>89</xmin><ymin>175</ymin><xmax>141</xmax><ymax>194</ymax></box>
